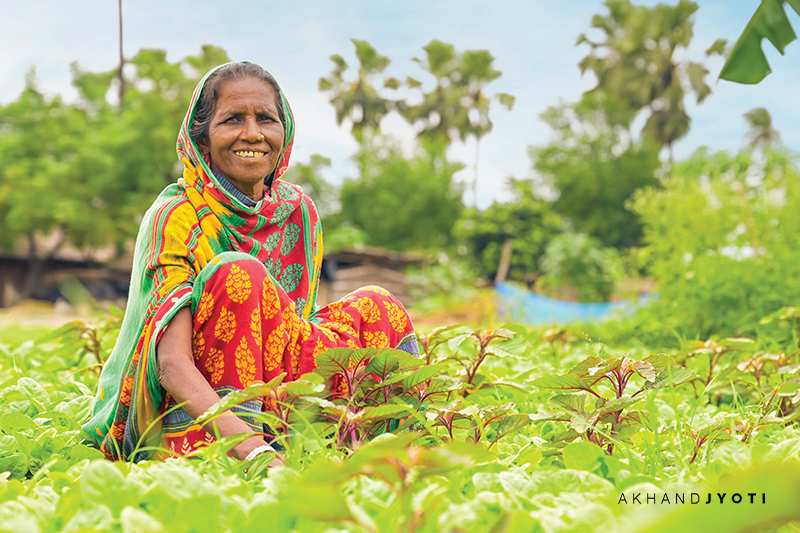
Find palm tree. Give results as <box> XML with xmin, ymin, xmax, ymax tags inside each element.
<box><xmin>744</xmin><ymin>107</ymin><xmax>780</xmax><ymax>150</ymax></box>
<box><xmin>402</xmin><ymin>40</ymin><xmax>514</xmax><ymax>205</ymax></box>
<box><xmin>318</xmin><ymin>40</ymin><xmax>398</xmax><ymax>142</ymax></box>
<box><xmin>578</xmin><ymin>0</ymin><xmax>711</xmax><ymax>159</ymax></box>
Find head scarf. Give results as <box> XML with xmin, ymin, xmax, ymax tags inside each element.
<box><xmin>83</xmin><ymin>63</ymin><xmax>323</xmax><ymax>461</ymax></box>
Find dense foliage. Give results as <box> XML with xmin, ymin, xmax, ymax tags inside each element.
<box><xmin>454</xmin><ymin>179</ymin><xmax>563</xmax><ymax>282</ymax></box>
<box><xmin>530</xmin><ymin>96</ymin><xmax>661</xmax><ymax>250</ymax></box>
<box><xmin>538</xmin><ymin>233</ymin><xmax>626</xmax><ymax>303</ymax></box>
<box><xmin>2</xmin><ymin>311</ymin><xmax>800</xmax><ymax>532</ymax></box>
<box><xmin>618</xmin><ymin>149</ymin><xmax>800</xmax><ymax>343</ymax></box>
<box><xmin>338</xmin><ymin>135</ymin><xmax>465</xmax><ymax>251</ymax></box>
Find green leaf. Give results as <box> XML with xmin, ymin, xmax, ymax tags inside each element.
<box><xmin>447</xmin><ymin>333</ymin><xmax>472</xmax><ymax>351</ymax></box>
<box><xmin>706</xmin><ymin>39</ymin><xmax>728</xmax><ymax>57</ymax></box>
<box><xmin>17</xmin><ymin>378</ymin><xmax>49</xmax><ymax>411</ymax></box>
<box><xmin>489</xmin><ymin>413</ymin><xmax>531</xmax><ymax>444</ymax></box>
<box><xmin>121</xmin><ymin>506</ymin><xmax>165</xmax><ymax>533</ymax></box>
<box><xmin>588</xmin><ymin>357</ymin><xmax>622</xmax><ymax>380</ymax></box>
<box><xmin>417</xmin><ymin>441</ymin><xmax>495</xmax><ymax>477</ymax></box>
<box><xmin>532</xmin><ymin>374</ymin><xmax>590</xmax><ymax>391</ymax></box>
<box><xmin>363</xmin><ymin>349</ymin><xmax>405</xmax><ymax>379</ymax></box>
<box><xmin>360</xmin><ymin>404</ymin><xmax>411</xmax><ymax>422</ymax></box>
<box><xmin>644</xmin><ymin>366</ymin><xmax>696</xmax><ymax>390</ymax></box>
<box><xmin>720</xmin><ymin>337</ymin><xmax>756</xmax><ymax>348</ymax></box>
<box><xmin>0</xmin><ymin>412</ymin><xmax>37</xmax><ymax>433</ymax></box>
<box><xmin>496</xmin><ymin>93</ymin><xmax>515</xmax><ymax>110</ymax></box>
<box><xmin>632</xmin><ymin>360</ymin><xmax>656</xmax><ymax>382</ymax></box>
<box><xmin>58</xmin><ymin>395</ymin><xmax>94</xmax><ymax>424</ymax></box>
<box><xmin>778</xmin><ymin>382</ymin><xmax>800</xmax><ymax>396</ymax></box>
<box><xmin>79</xmin><ymin>460</ymin><xmax>132</xmax><ymax>516</ymax></box>
<box><xmin>595</xmin><ymin>396</ymin><xmax>640</xmax><ymax>417</ymax></box>
<box><xmin>282</xmin><ymin>477</ymin><xmax>353</xmax><ymax>521</ymax></box>
<box><xmin>282</xmin><ymin>379</ymin><xmax>325</xmax><ymax>398</ymax></box>
<box><xmin>568</xmin><ymin>356</ymin><xmax>602</xmax><ymax>377</ymax></box>
<box><xmin>401</xmin><ymin>364</ymin><xmax>449</xmax><ymax>391</ymax></box>
<box><xmin>562</xmin><ymin>440</ymin><xmax>605</xmax><ymax>472</ymax></box>
<box><xmin>720</xmin><ymin>0</ymin><xmax>800</xmax><ymax>84</ymax></box>
<box><xmin>34</xmin><ymin>321</ymin><xmax>83</xmax><ymax>345</ymax></box>
<box><xmin>760</xmin><ymin>306</ymin><xmax>800</xmax><ymax>324</ymax></box>
<box><xmin>761</xmin><ymin>438</ymin><xmax>800</xmax><ymax>464</ymax></box>
<box><xmin>0</xmin><ymin>501</ymin><xmax>43</xmax><ymax>533</ymax></box>
<box><xmin>313</xmin><ymin>349</ymin><xmax>371</xmax><ymax>380</ymax></box>
<box><xmin>569</xmin><ymin>411</ymin><xmax>599</xmax><ymax>434</ymax></box>
<box><xmin>482</xmin><ymin>344</ymin><xmax>514</xmax><ymax>359</ymax></box>
<box><xmin>644</xmin><ymin>353</ymin><xmax>675</xmax><ymax>371</ymax></box>
<box><xmin>548</xmin><ymin>393</ymin><xmax>587</xmax><ymax>413</ymax></box>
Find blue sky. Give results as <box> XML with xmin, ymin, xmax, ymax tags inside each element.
<box><xmin>2</xmin><ymin>0</ymin><xmax>799</xmax><ymax>208</ymax></box>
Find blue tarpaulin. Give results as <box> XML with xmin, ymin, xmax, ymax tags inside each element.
<box><xmin>495</xmin><ymin>281</ymin><xmax>649</xmax><ymax>325</ymax></box>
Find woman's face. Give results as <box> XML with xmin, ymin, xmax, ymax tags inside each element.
<box><xmin>198</xmin><ymin>77</ymin><xmax>284</xmax><ymax>199</ymax></box>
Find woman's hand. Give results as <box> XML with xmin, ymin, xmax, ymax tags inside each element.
<box><xmin>157</xmin><ymin>307</ymin><xmax>279</xmax><ymax>464</ymax></box>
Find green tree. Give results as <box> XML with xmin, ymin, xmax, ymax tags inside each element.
<box><xmin>744</xmin><ymin>107</ymin><xmax>780</xmax><ymax>150</ymax></box>
<box><xmin>318</xmin><ymin>40</ymin><xmax>399</xmax><ymax>141</ymax></box>
<box><xmin>578</xmin><ymin>0</ymin><xmax>711</xmax><ymax>156</ymax></box>
<box><xmin>455</xmin><ymin>179</ymin><xmax>563</xmax><ymax>281</ymax></box>
<box><xmin>402</xmin><ymin>40</ymin><xmax>514</xmax><ymax>147</ymax></box>
<box><xmin>320</xmin><ymin>39</ymin><xmax>515</xmax><ymax>251</ymax></box>
<box><xmin>403</xmin><ymin>40</ymin><xmax>514</xmax><ymax>204</ymax></box>
<box><xmin>530</xmin><ymin>95</ymin><xmax>661</xmax><ymax>249</ymax></box>
<box><xmin>0</xmin><ymin>71</ymin><xmax>106</xmax><ymax>296</ymax></box>
<box><xmin>0</xmin><ymin>46</ymin><xmax>230</xmax><ymax>296</ymax></box>
<box><xmin>338</xmin><ymin>135</ymin><xmax>464</xmax><ymax>251</ymax></box>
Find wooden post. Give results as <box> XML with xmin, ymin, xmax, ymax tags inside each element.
<box><xmin>495</xmin><ymin>238</ymin><xmax>513</xmax><ymax>284</ymax></box>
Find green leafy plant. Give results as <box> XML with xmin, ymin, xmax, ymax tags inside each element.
<box><xmin>533</xmin><ymin>351</ymin><xmax>694</xmax><ymax>454</ymax></box>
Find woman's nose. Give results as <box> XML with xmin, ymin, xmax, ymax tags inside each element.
<box><xmin>241</xmin><ymin>116</ymin><xmax>262</xmax><ymax>142</ymax></box>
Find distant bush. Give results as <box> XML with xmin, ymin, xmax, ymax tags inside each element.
<box><xmin>622</xmin><ymin>148</ymin><xmax>800</xmax><ymax>343</ymax></box>
<box><xmin>537</xmin><ymin>232</ymin><xmax>625</xmax><ymax>303</ymax></box>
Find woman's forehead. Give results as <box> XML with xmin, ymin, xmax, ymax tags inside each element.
<box><xmin>213</xmin><ymin>78</ymin><xmax>279</xmax><ymax>113</ymax></box>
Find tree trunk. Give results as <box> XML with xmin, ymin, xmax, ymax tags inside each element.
<box><xmin>495</xmin><ymin>238</ymin><xmax>513</xmax><ymax>284</ymax></box>
<box><xmin>472</xmin><ymin>137</ymin><xmax>481</xmax><ymax>208</ymax></box>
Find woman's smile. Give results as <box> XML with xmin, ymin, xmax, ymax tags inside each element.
<box><xmin>234</xmin><ymin>150</ymin><xmax>267</xmax><ymax>158</ymax></box>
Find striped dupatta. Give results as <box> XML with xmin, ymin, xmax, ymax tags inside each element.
<box><xmin>83</xmin><ymin>63</ymin><xmax>324</xmax><ymax>461</ymax></box>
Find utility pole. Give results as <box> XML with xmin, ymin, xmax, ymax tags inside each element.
<box><xmin>118</xmin><ymin>0</ymin><xmax>124</xmax><ymax>106</ymax></box>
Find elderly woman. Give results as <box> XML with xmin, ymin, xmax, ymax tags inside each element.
<box><xmin>84</xmin><ymin>62</ymin><xmax>418</xmax><ymax>463</ymax></box>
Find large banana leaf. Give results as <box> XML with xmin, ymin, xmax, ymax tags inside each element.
<box><xmin>720</xmin><ymin>0</ymin><xmax>800</xmax><ymax>84</ymax></box>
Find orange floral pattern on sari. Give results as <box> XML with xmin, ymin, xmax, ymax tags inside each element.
<box><xmin>160</xmin><ymin>258</ymin><xmax>418</xmax><ymax>457</ymax></box>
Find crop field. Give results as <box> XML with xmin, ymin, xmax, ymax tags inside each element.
<box><xmin>1</xmin><ymin>311</ymin><xmax>800</xmax><ymax>533</ymax></box>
